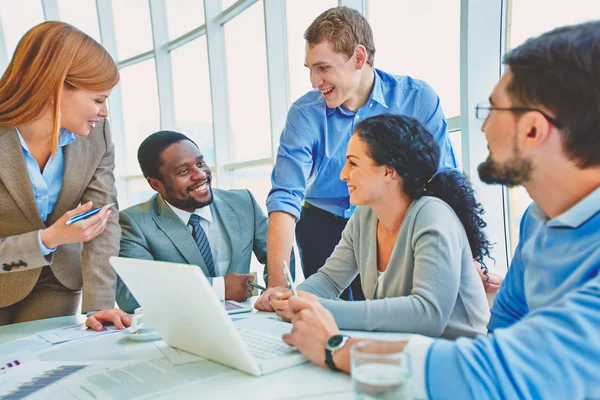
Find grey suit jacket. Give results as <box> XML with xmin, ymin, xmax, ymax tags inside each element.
<box><xmin>117</xmin><ymin>189</ymin><xmax>290</xmax><ymax>313</ymax></box>
<box><xmin>0</xmin><ymin>120</ymin><xmax>120</xmax><ymax>312</ymax></box>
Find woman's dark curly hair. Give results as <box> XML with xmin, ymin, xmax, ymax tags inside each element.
<box><xmin>354</xmin><ymin>114</ymin><xmax>493</xmax><ymax>266</ymax></box>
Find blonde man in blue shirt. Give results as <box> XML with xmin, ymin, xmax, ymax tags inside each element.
<box><xmin>282</xmin><ymin>20</ymin><xmax>600</xmax><ymax>399</ymax></box>
<box><xmin>256</xmin><ymin>6</ymin><xmax>477</xmax><ymax>307</ymax></box>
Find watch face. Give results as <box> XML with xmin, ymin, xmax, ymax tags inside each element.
<box><xmin>327</xmin><ymin>335</ymin><xmax>345</xmax><ymax>349</ymax></box>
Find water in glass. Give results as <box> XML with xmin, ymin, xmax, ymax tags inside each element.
<box><xmin>352</xmin><ymin>363</ymin><xmax>411</xmax><ymax>400</ymax></box>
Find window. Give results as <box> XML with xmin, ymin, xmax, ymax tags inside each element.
<box><xmin>56</xmin><ymin>0</ymin><xmax>101</xmax><ymax>43</ymax></box>
<box><xmin>126</xmin><ymin>177</ymin><xmax>155</xmax><ymax>207</ymax></box>
<box><xmin>506</xmin><ymin>0</ymin><xmax>600</xmax><ymax>250</ymax></box>
<box><xmin>367</xmin><ymin>0</ymin><xmax>461</xmax><ymax>118</ymax></box>
<box><xmin>221</xmin><ymin>0</ymin><xmax>237</xmax><ymax>11</ymax></box>
<box><xmin>449</xmin><ymin>130</ymin><xmax>462</xmax><ymax>170</ymax></box>
<box><xmin>165</xmin><ymin>0</ymin><xmax>205</xmax><ymax>40</ymax></box>
<box><xmin>119</xmin><ymin>59</ymin><xmax>161</xmax><ymax>176</ymax></box>
<box><xmin>223</xmin><ymin>2</ymin><xmax>271</xmax><ymax>163</ymax></box>
<box><xmin>510</xmin><ymin>0</ymin><xmax>600</xmax><ymax>49</ymax></box>
<box><xmin>231</xmin><ymin>165</ymin><xmax>273</xmax><ymax>214</ymax></box>
<box><xmin>285</xmin><ymin>0</ymin><xmax>337</xmax><ymax>103</ymax></box>
<box><xmin>231</xmin><ymin>164</ymin><xmax>273</xmax><ymax>285</ymax></box>
<box><xmin>171</xmin><ymin>37</ymin><xmax>215</xmax><ymax>165</ymax></box>
<box><xmin>0</xmin><ymin>0</ymin><xmax>44</xmax><ymax>58</ymax></box>
<box><xmin>111</xmin><ymin>0</ymin><xmax>153</xmax><ymax>60</ymax></box>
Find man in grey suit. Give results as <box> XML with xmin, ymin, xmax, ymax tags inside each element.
<box><xmin>115</xmin><ymin>131</ymin><xmax>280</xmax><ymax>314</ymax></box>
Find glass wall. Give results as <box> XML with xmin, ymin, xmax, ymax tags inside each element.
<box><xmin>0</xmin><ymin>0</ymin><xmax>44</xmax><ymax>58</ymax></box>
<box><xmin>171</xmin><ymin>37</ymin><xmax>215</xmax><ymax>165</ymax></box>
<box><xmin>223</xmin><ymin>1</ymin><xmax>271</xmax><ymax>163</ymax></box>
<box><xmin>56</xmin><ymin>0</ymin><xmax>101</xmax><ymax>42</ymax></box>
<box><xmin>119</xmin><ymin>59</ymin><xmax>161</xmax><ymax>176</ymax></box>
<box><xmin>367</xmin><ymin>0</ymin><xmax>461</xmax><ymax>118</ymax></box>
<box><xmin>165</xmin><ymin>0</ymin><xmax>205</xmax><ymax>40</ymax></box>
<box><xmin>285</xmin><ymin>0</ymin><xmax>338</xmax><ymax>103</ymax></box>
<box><xmin>111</xmin><ymin>0</ymin><xmax>153</xmax><ymax>61</ymax></box>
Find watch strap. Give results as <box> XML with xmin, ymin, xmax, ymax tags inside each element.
<box><xmin>325</xmin><ymin>346</ymin><xmax>342</xmax><ymax>372</ymax></box>
<box><xmin>325</xmin><ymin>334</ymin><xmax>349</xmax><ymax>372</ymax></box>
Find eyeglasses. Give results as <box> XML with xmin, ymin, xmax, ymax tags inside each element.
<box><xmin>475</xmin><ymin>101</ymin><xmax>562</xmax><ymax>129</ymax></box>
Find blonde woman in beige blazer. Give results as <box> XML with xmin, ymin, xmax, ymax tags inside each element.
<box><xmin>0</xmin><ymin>22</ymin><xmax>126</xmax><ymax>326</ymax></box>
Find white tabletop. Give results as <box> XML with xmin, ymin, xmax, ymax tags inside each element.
<box><xmin>0</xmin><ymin>310</ymin><xmax>412</xmax><ymax>399</ymax></box>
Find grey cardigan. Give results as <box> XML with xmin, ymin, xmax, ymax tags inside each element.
<box><xmin>298</xmin><ymin>197</ymin><xmax>490</xmax><ymax>339</ymax></box>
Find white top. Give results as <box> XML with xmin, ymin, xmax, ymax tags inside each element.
<box><xmin>375</xmin><ymin>269</ymin><xmax>385</xmax><ymax>299</ymax></box>
<box><xmin>165</xmin><ymin>201</ymin><xmax>231</xmax><ymax>300</ymax></box>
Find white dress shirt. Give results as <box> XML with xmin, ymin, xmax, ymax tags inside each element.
<box><xmin>165</xmin><ymin>201</ymin><xmax>232</xmax><ymax>300</ymax></box>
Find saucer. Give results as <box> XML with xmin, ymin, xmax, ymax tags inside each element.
<box><xmin>122</xmin><ymin>328</ymin><xmax>162</xmax><ymax>342</ymax></box>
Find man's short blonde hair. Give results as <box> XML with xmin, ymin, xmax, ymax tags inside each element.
<box><xmin>304</xmin><ymin>6</ymin><xmax>376</xmax><ymax>66</ymax></box>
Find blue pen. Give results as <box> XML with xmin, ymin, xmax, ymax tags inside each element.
<box><xmin>249</xmin><ymin>281</ymin><xmax>267</xmax><ymax>292</ymax></box>
<box><xmin>65</xmin><ymin>203</ymin><xmax>115</xmax><ymax>225</ymax></box>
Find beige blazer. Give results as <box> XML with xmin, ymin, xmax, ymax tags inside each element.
<box><xmin>0</xmin><ymin>119</ymin><xmax>120</xmax><ymax>312</ymax></box>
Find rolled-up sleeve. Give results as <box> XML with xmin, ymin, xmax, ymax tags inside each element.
<box><xmin>266</xmin><ymin>105</ymin><xmax>315</xmax><ymax>221</ymax></box>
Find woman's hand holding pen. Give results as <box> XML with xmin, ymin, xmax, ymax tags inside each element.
<box><xmin>254</xmin><ymin>285</ymin><xmax>289</xmax><ymax>311</ymax></box>
<box><xmin>40</xmin><ymin>201</ymin><xmax>113</xmax><ymax>249</ymax></box>
<box><xmin>271</xmin><ymin>290</ymin><xmax>318</xmax><ymax>321</ymax></box>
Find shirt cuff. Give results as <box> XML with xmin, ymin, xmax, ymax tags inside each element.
<box><xmin>405</xmin><ymin>335</ymin><xmax>436</xmax><ymax>400</ymax></box>
<box><xmin>38</xmin><ymin>230</ymin><xmax>56</xmax><ymax>256</ymax></box>
<box><xmin>266</xmin><ymin>198</ymin><xmax>302</xmax><ymax>222</ymax></box>
<box><xmin>212</xmin><ymin>277</ymin><xmax>225</xmax><ymax>300</ymax></box>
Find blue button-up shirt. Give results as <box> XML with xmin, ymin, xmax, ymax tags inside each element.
<box><xmin>426</xmin><ymin>187</ymin><xmax>600</xmax><ymax>399</ymax></box>
<box><xmin>267</xmin><ymin>68</ymin><xmax>457</xmax><ymax>220</ymax></box>
<box><xmin>16</xmin><ymin>128</ymin><xmax>75</xmax><ymax>255</ymax></box>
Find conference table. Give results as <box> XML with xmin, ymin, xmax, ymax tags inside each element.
<box><xmin>0</xmin><ymin>307</ymin><xmax>411</xmax><ymax>399</ymax></box>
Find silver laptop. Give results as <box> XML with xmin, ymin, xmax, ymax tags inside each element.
<box><xmin>110</xmin><ymin>256</ymin><xmax>307</xmax><ymax>376</ymax></box>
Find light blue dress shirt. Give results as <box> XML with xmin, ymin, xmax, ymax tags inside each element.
<box><xmin>16</xmin><ymin>128</ymin><xmax>75</xmax><ymax>255</ymax></box>
<box><xmin>425</xmin><ymin>187</ymin><xmax>600</xmax><ymax>399</ymax></box>
<box><xmin>267</xmin><ymin>68</ymin><xmax>457</xmax><ymax>220</ymax></box>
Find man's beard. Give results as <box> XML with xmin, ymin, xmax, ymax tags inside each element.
<box><xmin>166</xmin><ymin>186</ymin><xmax>214</xmax><ymax>210</ymax></box>
<box><xmin>478</xmin><ymin>152</ymin><xmax>533</xmax><ymax>187</ymax></box>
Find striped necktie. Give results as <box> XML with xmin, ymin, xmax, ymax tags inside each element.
<box><xmin>188</xmin><ymin>214</ymin><xmax>216</xmax><ymax>277</ymax></box>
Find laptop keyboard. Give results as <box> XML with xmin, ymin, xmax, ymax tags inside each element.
<box><xmin>238</xmin><ymin>328</ymin><xmax>299</xmax><ymax>360</ymax></box>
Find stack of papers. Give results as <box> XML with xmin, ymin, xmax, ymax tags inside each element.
<box><xmin>0</xmin><ymin>328</ymin><xmax>236</xmax><ymax>399</ymax></box>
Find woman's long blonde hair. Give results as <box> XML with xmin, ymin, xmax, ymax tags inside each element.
<box><xmin>0</xmin><ymin>21</ymin><xmax>119</xmax><ymax>153</ymax></box>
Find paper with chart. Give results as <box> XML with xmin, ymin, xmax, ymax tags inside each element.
<box><xmin>0</xmin><ymin>360</ymin><xmax>94</xmax><ymax>400</ymax></box>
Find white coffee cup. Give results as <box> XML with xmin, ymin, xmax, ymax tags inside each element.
<box><xmin>130</xmin><ymin>307</ymin><xmax>155</xmax><ymax>332</ymax></box>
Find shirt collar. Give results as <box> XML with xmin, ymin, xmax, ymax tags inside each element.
<box><xmin>370</xmin><ymin>69</ymin><xmax>388</xmax><ymax>108</ymax></box>
<box><xmin>15</xmin><ymin>127</ymin><xmax>76</xmax><ymax>153</ymax></box>
<box><xmin>58</xmin><ymin>128</ymin><xmax>76</xmax><ymax>147</ymax></box>
<box><xmin>326</xmin><ymin>69</ymin><xmax>388</xmax><ymax>117</ymax></box>
<box><xmin>530</xmin><ymin>186</ymin><xmax>600</xmax><ymax>228</ymax></box>
<box><xmin>165</xmin><ymin>198</ymin><xmax>214</xmax><ymax>226</ymax></box>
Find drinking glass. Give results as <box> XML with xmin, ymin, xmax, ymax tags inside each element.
<box><xmin>351</xmin><ymin>340</ymin><xmax>411</xmax><ymax>400</ymax></box>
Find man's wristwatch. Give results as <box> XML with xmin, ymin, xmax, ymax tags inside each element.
<box><xmin>325</xmin><ymin>334</ymin><xmax>350</xmax><ymax>372</ymax></box>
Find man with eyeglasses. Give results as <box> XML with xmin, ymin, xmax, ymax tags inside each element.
<box><xmin>281</xmin><ymin>20</ymin><xmax>600</xmax><ymax>399</ymax></box>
